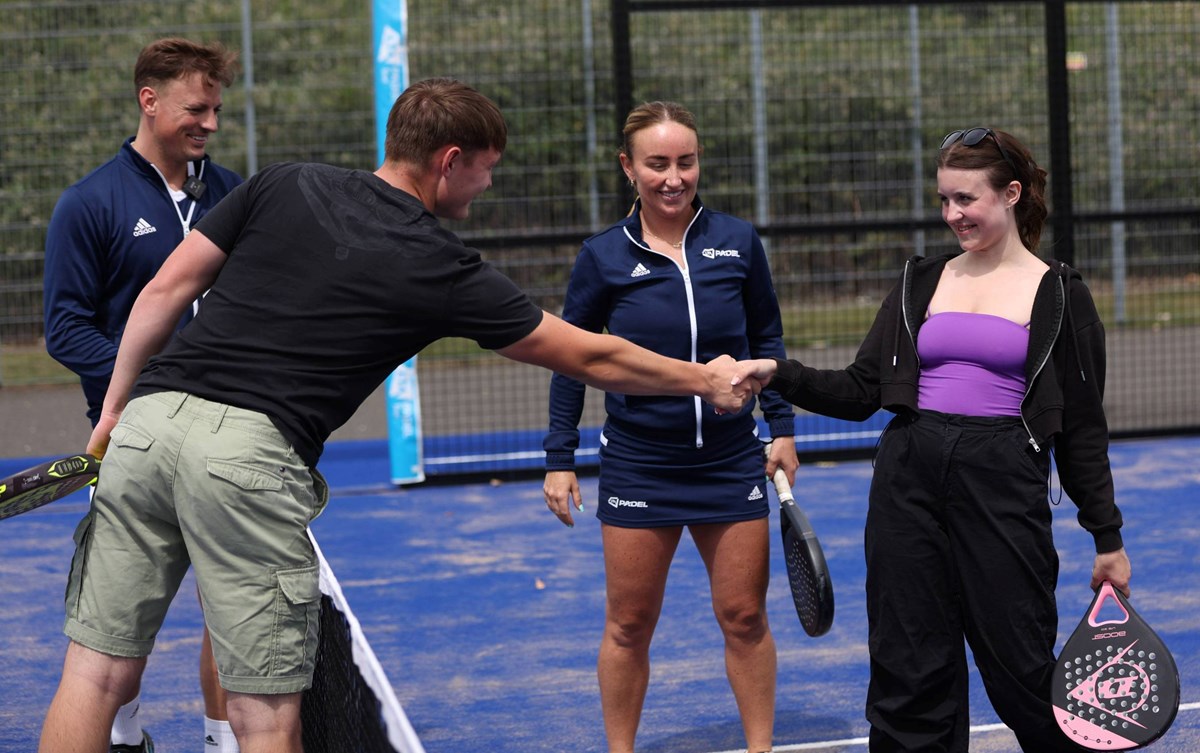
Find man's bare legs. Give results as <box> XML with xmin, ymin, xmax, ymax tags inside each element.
<box><xmin>41</xmin><ymin>639</ymin><xmax>302</xmax><ymax>753</ymax></box>
<box><xmin>201</xmin><ymin>623</ymin><xmax>239</xmax><ymax>751</ymax></box>
<box><xmin>39</xmin><ymin>641</ymin><xmax>146</xmax><ymax>753</ymax></box>
<box><xmin>225</xmin><ymin>691</ymin><xmax>303</xmax><ymax>753</ymax></box>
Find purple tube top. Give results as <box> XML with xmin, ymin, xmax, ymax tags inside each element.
<box><xmin>917</xmin><ymin>312</ymin><xmax>1029</xmax><ymax>417</ymax></box>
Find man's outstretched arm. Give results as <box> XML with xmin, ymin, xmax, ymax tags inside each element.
<box><xmin>498</xmin><ymin>312</ymin><xmax>760</xmax><ymax>414</ymax></box>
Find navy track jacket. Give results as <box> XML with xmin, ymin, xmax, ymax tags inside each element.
<box><xmin>43</xmin><ymin>138</ymin><xmax>242</xmax><ymax>425</ymax></box>
<box><xmin>545</xmin><ymin>198</ymin><xmax>794</xmax><ymax>470</ymax></box>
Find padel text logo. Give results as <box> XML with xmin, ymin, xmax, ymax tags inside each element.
<box><xmin>607</xmin><ymin>496</ymin><xmax>648</xmax><ymax>509</ymax></box>
<box><xmin>702</xmin><ymin>248</ymin><xmax>740</xmax><ymax>259</ymax></box>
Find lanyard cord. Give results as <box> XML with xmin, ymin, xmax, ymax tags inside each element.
<box><xmin>148</xmin><ymin>160</ymin><xmax>206</xmax><ymax>316</ymax></box>
<box><xmin>150</xmin><ymin>160</ymin><xmax>203</xmax><ymax>237</ymax></box>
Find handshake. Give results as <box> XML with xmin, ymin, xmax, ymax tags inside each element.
<box><xmin>702</xmin><ymin>355</ymin><xmax>780</xmax><ymax>414</ymax></box>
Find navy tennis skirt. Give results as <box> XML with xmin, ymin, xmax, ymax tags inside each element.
<box><xmin>596</xmin><ymin>421</ymin><xmax>770</xmax><ymax>528</ymax></box>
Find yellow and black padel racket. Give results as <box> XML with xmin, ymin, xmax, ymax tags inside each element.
<box><xmin>0</xmin><ymin>454</ymin><xmax>99</xmax><ymax>520</ymax></box>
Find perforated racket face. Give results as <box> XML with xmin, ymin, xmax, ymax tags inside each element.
<box><xmin>0</xmin><ymin>455</ymin><xmax>99</xmax><ymax>520</ymax></box>
<box><xmin>1052</xmin><ymin>583</ymin><xmax>1180</xmax><ymax>750</ymax></box>
<box><xmin>780</xmin><ymin>499</ymin><xmax>834</xmax><ymax>637</ymax></box>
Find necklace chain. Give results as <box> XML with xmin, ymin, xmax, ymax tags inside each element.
<box><xmin>642</xmin><ymin>225</ymin><xmax>683</xmax><ymax>249</ymax></box>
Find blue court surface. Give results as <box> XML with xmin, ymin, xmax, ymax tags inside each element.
<box><xmin>2</xmin><ymin>435</ymin><xmax>1197</xmax><ymax>752</ymax></box>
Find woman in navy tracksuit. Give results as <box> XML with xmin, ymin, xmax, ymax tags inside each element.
<box><xmin>543</xmin><ymin>101</ymin><xmax>795</xmax><ymax>753</ymax></box>
<box><xmin>737</xmin><ymin>129</ymin><xmax>1129</xmax><ymax>752</ymax></box>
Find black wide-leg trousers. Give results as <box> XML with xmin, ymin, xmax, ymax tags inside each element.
<box><xmin>863</xmin><ymin>410</ymin><xmax>1085</xmax><ymax>753</ymax></box>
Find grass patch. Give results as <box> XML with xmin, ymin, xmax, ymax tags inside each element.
<box><xmin>0</xmin><ymin>346</ymin><xmax>77</xmax><ymax>386</ymax></box>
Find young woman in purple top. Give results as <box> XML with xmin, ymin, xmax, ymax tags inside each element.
<box><xmin>734</xmin><ymin>128</ymin><xmax>1129</xmax><ymax>752</ymax></box>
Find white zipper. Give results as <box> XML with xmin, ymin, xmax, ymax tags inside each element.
<box><xmin>623</xmin><ymin>208</ymin><xmax>705</xmax><ymax>447</ymax></box>
<box><xmin>899</xmin><ymin>260</ymin><xmax>919</xmax><ymax>370</ymax></box>
<box><xmin>1020</xmin><ymin>274</ymin><xmax>1064</xmax><ymax>453</ymax></box>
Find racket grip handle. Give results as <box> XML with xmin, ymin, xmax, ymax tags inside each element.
<box><xmin>771</xmin><ymin>468</ymin><xmax>795</xmax><ymax>504</ymax></box>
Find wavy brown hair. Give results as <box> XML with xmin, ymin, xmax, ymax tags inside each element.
<box><xmin>134</xmin><ymin>37</ymin><xmax>238</xmax><ymax>91</ymax></box>
<box><xmin>938</xmin><ymin>129</ymin><xmax>1049</xmax><ymax>252</ymax></box>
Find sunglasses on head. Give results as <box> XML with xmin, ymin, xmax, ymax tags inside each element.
<box><xmin>940</xmin><ymin>127</ymin><xmax>1020</xmax><ymax>182</ymax></box>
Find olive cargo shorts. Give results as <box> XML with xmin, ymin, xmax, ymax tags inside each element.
<box><xmin>64</xmin><ymin>391</ymin><xmax>329</xmax><ymax>694</ymax></box>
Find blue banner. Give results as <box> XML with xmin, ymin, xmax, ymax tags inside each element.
<box><xmin>374</xmin><ymin>0</ymin><xmax>422</xmax><ymax>484</ymax></box>
<box><xmin>373</xmin><ymin>0</ymin><xmax>408</xmax><ymax>168</ymax></box>
<box><xmin>386</xmin><ymin>360</ymin><xmax>424</xmax><ymax>484</ymax></box>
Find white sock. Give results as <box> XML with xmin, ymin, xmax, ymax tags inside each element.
<box><xmin>204</xmin><ymin>717</ymin><xmax>240</xmax><ymax>752</ymax></box>
<box><xmin>110</xmin><ymin>695</ymin><xmax>144</xmax><ymax>746</ymax></box>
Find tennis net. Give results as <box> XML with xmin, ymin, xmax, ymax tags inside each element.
<box><xmin>301</xmin><ymin>531</ymin><xmax>426</xmax><ymax>753</ymax></box>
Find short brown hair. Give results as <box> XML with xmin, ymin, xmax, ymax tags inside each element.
<box><xmin>383</xmin><ymin>77</ymin><xmax>507</xmax><ymax>166</ymax></box>
<box><xmin>134</xmin><ymin>37</ymin><xmax>238</xmax><ymax>91</ymax></box>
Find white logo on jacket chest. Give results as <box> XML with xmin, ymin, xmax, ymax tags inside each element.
<box><xmin>132</xmin><ymin>218</ymin><xmax>157</xmax><ymax>237</ymax></box>
<box><xmin>630</xmin><ymin>263</ymin><xmax>651</xmax><ymax>278</ymax></box>
<box><xmin>702</xmin><ymin>248</ymin><xmax>740</xmax><ymax>259</ymax></box>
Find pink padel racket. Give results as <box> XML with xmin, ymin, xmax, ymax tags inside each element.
<box><xmin>1052</xmin><ymin>581</ymin><xmax>1180</xmax><ymax>750</ymax></box>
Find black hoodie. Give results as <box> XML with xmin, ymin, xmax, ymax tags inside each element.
<box><xmin>771</xmin><ymin>252</ymin><xmax>1123</xmax><ymax>553</ymax></box>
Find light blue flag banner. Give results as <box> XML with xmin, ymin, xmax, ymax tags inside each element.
<box><xmin>386</xmin><ymin>359</ymin><xmax>424</xmax><ymax>484</ymax></box>
<box><xmin>375</xmin><ymin>0</ymin><xmax>422</xmax><ymax>484</ymax></box>
<box><xmin>374</xmin><ymin>0</ymin><xmax>408</xmax><ymax>168</ymax></box>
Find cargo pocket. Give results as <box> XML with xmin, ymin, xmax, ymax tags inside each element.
<box><xmin>63</xmin><ymin>511</ymin><xmax>96</xmax><ymax>618</ymax></box>
<box><xmin>272</xmin><ymin>564</ymin><xmax>321</xmax><ymax>677</ymax></box>
<box><xmin>207</xmin><ymin>459</ymin><xmax>285</xmax><ymax>492</ymax></box>
<box><xmin>308</xmin><ymin>466</ymin><xmax>330</xmax><ymax>522</ymax></box>
<box><xmin>109</xmin><ymin>423</ymin><xmax>155</xmax><ymax>453</ymax></box>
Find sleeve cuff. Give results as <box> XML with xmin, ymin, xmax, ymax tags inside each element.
<box><xmin>1093</xmin><ymin>529</ymin><xmax>1124</xmax><ymax>554</ymax></box>
<box><xmin>767</xmin><ymin>417</ymin><xmax>795</xmax><ymax>440</ymax></box>
<box><xmin>545</xmin><ymin>452</ymin><xmax>576</xmax><ymax>472</ymax></box>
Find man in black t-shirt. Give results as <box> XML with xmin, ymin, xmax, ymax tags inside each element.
<box><xmin>38</xmin><ymin>78</ymin><xmax>761</xmax><ymax>753</ymax></box>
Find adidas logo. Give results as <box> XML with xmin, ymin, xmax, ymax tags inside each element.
<box><xmin>630</xmin><ymin>263</ymin><xmax>650</xmax><ymax>278</ymax></box>
<box><xmin>747</xmin><ymin>485</ymin><xmax>764</xmax><ymax>501</ymax></box>
<box><xmin>132</xmin><ymin>218</ymin><xmax>157</xmax><ymax>237</ymax></box>
<box><xmin>205</xmin><ymin>735</ymin><xmax>218</xmax><ymax>747</ymax></box>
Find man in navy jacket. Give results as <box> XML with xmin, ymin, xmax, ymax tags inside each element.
<box><xmin>42</xmin><ymin>37</ymin><xmax>243</xmax><ymax>753</ymax></box>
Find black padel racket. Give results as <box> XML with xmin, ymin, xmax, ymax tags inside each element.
<box><xmin>0</xmin><ymin>454</ymin><xmax>100</xmax><ymax>521</ymax></box>
<box><xmin>770</xmin><ymin>466</ymin><xmax>834</xmax><ymax>637</ymax></box>
<box><xmin>1052</xmin><ymin>580</ymin><xmax>1180</xmax><ymax>750</ymax></box>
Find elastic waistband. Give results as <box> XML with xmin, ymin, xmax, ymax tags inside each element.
<box><xmin>912</xmin><ymin>408</ymin><xmax>1023</xmax><ymax>431</ymax></box>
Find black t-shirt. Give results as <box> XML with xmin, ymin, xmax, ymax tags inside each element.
<box><xmin>131</xmin><ymin>162</ymin><xmax>543</xmax><ymax>465</ymax></box>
